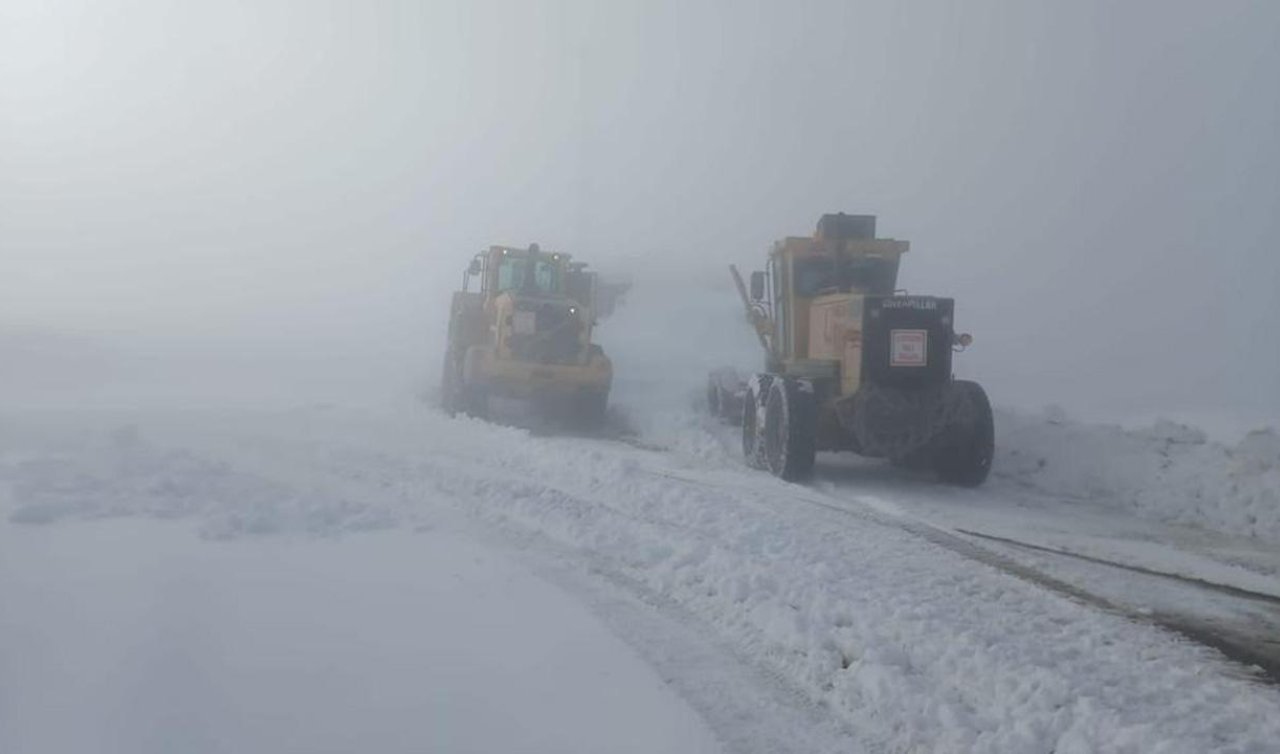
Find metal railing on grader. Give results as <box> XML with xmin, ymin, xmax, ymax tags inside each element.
<box><xmin>708</xmin><ymin>213</ymin><xmax>994</xmax><ymax>485</ymax></box>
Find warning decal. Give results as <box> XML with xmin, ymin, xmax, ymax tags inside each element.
<box><xmin>890</xmin><ymin>329</ymin><xmax>928</xmax><ymax>367</ymax></box>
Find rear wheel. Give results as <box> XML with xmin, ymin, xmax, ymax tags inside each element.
<box><xmin>741</xmin><ymin>375</ymin><xmax>773</xmax><ymax>468</ymax></box>
<box><xmin>932</xmin><ymin>380</ymin><xmax>994</xmax><ymax>486</ymax></box>
<box><xmin>708</xmin><ymin>368</ymin><xmax>743</xmax><ymax>424</ymax></box>
<box><xmin>706</xmin><ymin>374</ymin><xmax>723</xmax><ymax>417</ymax></box>
<box><xmin>763</xmin><ymin>378</ymin><xmax>817</xmax><ymax>481</ymax></box>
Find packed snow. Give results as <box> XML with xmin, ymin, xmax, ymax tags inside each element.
<box><xmin>3</xmin><ymin>402</ymin><xmax>1278</xmax><ymax>753</ymax></box>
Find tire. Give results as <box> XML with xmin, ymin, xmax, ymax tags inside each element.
<box><xmin>460</xmin><ymin>384</ymin><xmax>489</xmax><ymax>419</ymax></box>
<box><xmin>890</xmin><ymin>448</ymin><xmax>933</xmax><ymax>471</ymax></box>
<box><xmin>719</xmin><ymin>389</ymin><xmax>743</xmax><ymax>425</ymax></box>
<box><xmin>454</xmin><ymin>347</ymin><xmax>490</xmax><ymax>420</ymax></box>
<box><xmin>574</xmin><ymin>391</ymin><xmax>608</xmax><ymax>429</ymax></box>
<box><xmin>706</xmin><ymin>374</ymin><xmax>722</xmax><ymax>417</ymax></box>
<box><xmin>441</xmin><ymin>352</ymin><xmax>462</xmax><ymax>416</ymax></box>
<box><xmin>708</xmin><ymin>368</ymin><xmax>743</xmax><ymax>423</ymax></box>
<box><xmin>932</xmin><ymin>380</ymin><xmax>994</xmax><ymax>487</ymax></box>
<box><xmin>443</xmin><ymin>349</ymin><xmax>488</xmax><ymax>419</ymax></box>
<box><xmin>763</xmin><ymin>378</ymin><xmax>817</xmax><ymax>481</ymax></box>
<box><xmin>741</xmin><ymin>374</ymin><xmax>773</xmax><ymax>469</ymax></box>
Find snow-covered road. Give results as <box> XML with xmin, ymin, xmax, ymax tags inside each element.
<box><xmin>0</xmin><ymin>408</ymin><xmax>859</xmax><ymax>754</ymax></box>
<box><xmin>0</xmin><ymin>517</ymin><xmax>724</xmax><ymax>754</ymax></box>
<box><xmin>2</xmin><ymin>403</ymin><xmax>1279</xmax><ymax>753</ymax></box>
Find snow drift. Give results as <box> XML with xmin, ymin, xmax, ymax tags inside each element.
<box><xmin>994</xmin><ymin>408</ymin><xmax>1280</xmax><ymax>546</ymax></box>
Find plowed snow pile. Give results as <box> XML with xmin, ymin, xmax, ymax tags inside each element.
<box><xmin>994</xmin><ymin>408</ymin><xmax>1280</xmax><ymax>546</ymax></box>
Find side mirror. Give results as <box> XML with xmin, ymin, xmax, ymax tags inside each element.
<box><xmin>468</xmin><ymin>258</ymin><xmax>482</xmax><ymax>276</ymax></box>
<box><xmin>749</xmin><ymin>271</ymin><xmax>766</xmax><ymax>301</ymax></box>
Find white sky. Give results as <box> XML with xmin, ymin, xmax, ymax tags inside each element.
<box><xmin>2</xmin><ymin>0</ymin><xmax>1278</xmax><ymax>421</ymax></box>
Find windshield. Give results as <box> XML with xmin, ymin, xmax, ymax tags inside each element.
<box><xmin>793</xmin><ymin>255</ymin><xmax>899</xmax><ymax>296</ymax></box>
<box><xmin>496</xmin><ymin>256</ymin><xmax>562</xmax><ymax>295</ymax></box>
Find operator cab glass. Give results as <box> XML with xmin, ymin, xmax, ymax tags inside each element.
<box><xmin>495</xmin><ymin>254</ymin><xmax>562</xmax><ymax>296</ymax></box>
<box><xmin>793</xmin><ymin>254</ymin><xmax>898</xmax><ymax>297</ymax></box>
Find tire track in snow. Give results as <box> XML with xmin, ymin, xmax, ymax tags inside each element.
<box><xmin>954</xmin><ymin>529</ymin><xmax>1280</xmax><ymax>606</ymax></box>
<box><xmin>954</xmin><ymin>529</ymin><xmax>1280</xmax><ymax>684</ymax></box>
<box><xmin>647</xmin><ymin>465</ymin><xmax>1280</xmax><ymax>685</ymax></box>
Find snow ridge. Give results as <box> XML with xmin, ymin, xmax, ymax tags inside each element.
<box><xmin>995</xmin><ymin>408</ymin><xmax>1280</xmax><ymax>545</ymax></box>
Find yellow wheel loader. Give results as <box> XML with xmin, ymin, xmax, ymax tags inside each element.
<box><xmin>711</xmin><ymin>214</ymin><xmax>994</xmax><ymax>485</ymax></box>
<box><xmin>442</xmin><ymin>244</ymin><xmax>613</xmax><ymax>426</ymax></box>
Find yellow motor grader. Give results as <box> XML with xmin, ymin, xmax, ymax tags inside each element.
<box><xmin>442</xmin><ymin>244</ymin><xmax>613</xmax><ymax>425</ymax></box>
<box><xmin>709</xmin><ymin>214</ymin><xmax>993</xmax><ymax>485</ymax></box>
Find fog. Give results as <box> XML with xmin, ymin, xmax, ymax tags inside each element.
<box><xmin>3</xmin><ymin>0</ymin><xmax>1278</xmax><ymax>429</ymax></box>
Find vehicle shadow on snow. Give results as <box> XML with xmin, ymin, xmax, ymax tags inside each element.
<box><xmin>706</xmin><ymin>409</ymin><xmax>986</xmax><ymax>498</ymax></box>
<box><xmin>807</xmin><ymin>452</ymin><xmax>996</xmax><ymax>502</ymax></box>
<box><xmin>813</xmin><ymin>454</ymin><xmax>931</xmax><ymax>484</ymax></box>
<box><xmin>466</xmin><ymin>396</ymin><xmax>647</xmax><ymax>445</ymax></box>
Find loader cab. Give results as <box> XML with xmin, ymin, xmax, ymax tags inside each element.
<box><xmin>498</xmin><ymin>255</ymin><xmax>561</xmax><ymax>295</ymax></box>
<box><xmin>471</xmin><ymin>246</ymin><xmax>572</xmax><ymax>300</ymax></box>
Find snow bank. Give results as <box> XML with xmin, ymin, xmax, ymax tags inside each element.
<box><xmin>1</xmin><ymin>421</ymin><xmax>398</xmax><ymax>538</ymax></box>
<box><xmin>993</xmin><ymin>408</ymin><xmax>1280</xmax><ymax>545</ymax></box>
<box><xmin>5</xmin><ymin>407</ymin><xmax>1280</xmax><ymax>752</ymax></box>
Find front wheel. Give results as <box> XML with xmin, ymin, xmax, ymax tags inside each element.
<box><xmin>441</xmin><ymin>351</ymin><xmax>462</xmax><ymax>415</ymax></box>
<box><xmin>763</xmin><ymin>377</ymin><xmax>817</xmax><ymax>481</ymax></box>
<box><xmin>932</xmin><ymin>380</ymin><xmax>994</xmax><ymax>487</ymax></box>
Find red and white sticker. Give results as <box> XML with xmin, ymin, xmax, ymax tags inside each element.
<box><xmin>890</xmin><ymin>329</ymin><xmax>928</xmax><ymax>367</ymax></box>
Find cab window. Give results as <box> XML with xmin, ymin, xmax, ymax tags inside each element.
<box><xmin>496</xmin><ymin>257</ymin><xmax>561</xmax><ymax>295</ymax></box>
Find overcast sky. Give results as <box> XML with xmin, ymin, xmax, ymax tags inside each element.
<box><xmin>2</xmin><ymin>0</ymin><xmax>1277</xmax><ymax>422</ymax></box>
